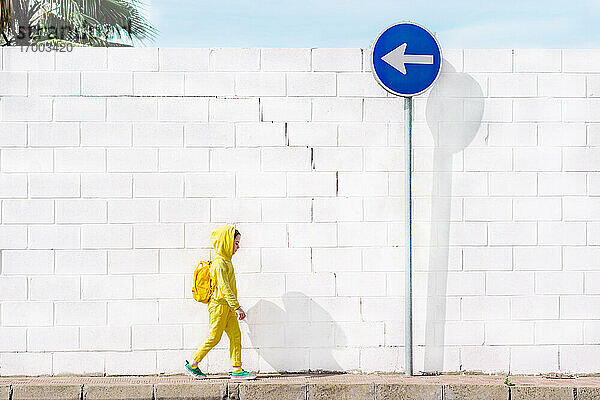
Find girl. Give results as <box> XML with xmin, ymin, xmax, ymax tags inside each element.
<box><xmin>185</xmin><ymin>225</ymin><xmax>256</xmax><ymax>380</ymax></box>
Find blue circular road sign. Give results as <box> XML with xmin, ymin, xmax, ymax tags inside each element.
<box><xmin>371</xmin><ymin>22</ymin><xmax>442</xmax><ymax>97</ymax></box>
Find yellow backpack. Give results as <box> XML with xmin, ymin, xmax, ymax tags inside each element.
<box><xmin>192</xmin><ymin>261</ymin><xmax>213</xmax><ymax>303</ymax></box>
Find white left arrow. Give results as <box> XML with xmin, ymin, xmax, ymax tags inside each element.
<box><xmin>381</xmin><ymin>43</ymin><xmax>433</xmax><ymax>75</ymax></box>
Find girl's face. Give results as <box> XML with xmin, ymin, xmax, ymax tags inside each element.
<box><xmin>232</xmin><ymin>234</ymin><xmax>241</xmax><ymax>255</ymax></box>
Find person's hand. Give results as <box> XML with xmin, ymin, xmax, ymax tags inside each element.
<box><xmin>235</xmin><ymin>307</ymin><xmax>246</xmax><ymax>320</ymax></box>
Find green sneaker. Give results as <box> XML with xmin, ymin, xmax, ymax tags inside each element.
<box><xmin>184</xmin><ymin>360</ymin><xmax>206</xmax><ymax>379</ymax></box>
<box><xmin>230</xmin><ymin>369</ymin><xmax>257</xmax><ymax>380</ymax></box>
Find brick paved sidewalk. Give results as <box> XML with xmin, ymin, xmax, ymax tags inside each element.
<box><xmin>1</xmin><ymin>373</ymin><xmax>600</xmax><ymax>399</ymax></box>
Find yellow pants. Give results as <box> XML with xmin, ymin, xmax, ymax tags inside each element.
<box><xmin>192</xmin><ymin>301</ymin><xmax>242</xmax><ymax>367</ymax></box>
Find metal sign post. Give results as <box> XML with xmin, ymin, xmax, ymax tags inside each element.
<box><xmin>371</xmin><ymin>22</ymin><xmax>442</xmax><ymax>376</ymax></box>
<box><xmin>404</xmin><ymin>96</ymin><xmax>413</xmax><ymax>375</ymax></box>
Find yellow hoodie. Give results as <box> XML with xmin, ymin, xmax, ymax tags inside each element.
<box><xmin>209</xmin><ymin>225</ymin><xmax>240</xmax><ymax>310</ymax></box>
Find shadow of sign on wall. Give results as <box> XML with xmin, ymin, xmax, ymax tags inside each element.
<box><xmin>422</xmin><ymin>62</ymin><xmax>484</xmax><ymax>373</ymax></box>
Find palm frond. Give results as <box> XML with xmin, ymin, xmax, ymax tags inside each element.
<box><xmin>7</xmin><ymin>0</ymin><xmax>157</xmax><ymax>46</ymax></box>
<box><xmin>1</xmin><ymin>0</ymin><xmax>12</xmax><ymax>33</ymax></box>
<box><xmin>60</xmin><ymin>0</ymin><xmax>158</xmax><ymax>43</ymax></box>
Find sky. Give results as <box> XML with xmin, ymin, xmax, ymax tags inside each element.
<box><xmin>138</xmin><ymin>0</ymin><xmax>600</xmax><ymax>49</ymax></box>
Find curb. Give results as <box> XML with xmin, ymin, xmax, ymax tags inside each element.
<box><xmin>83</xmin><ymin>384</ymin><xmax>154</xmax><ymax>400</ymax></box>
<box><xmin>2</xmin><ymin>382</ymin><xmax>599</xmax><ymax>400</ymax></box>
<box><xmin>11</xmin><ymin>384</ymin><xmax>81</xmax><ymax>400</ymax></box>
<box><xmin>154</xmin><ymin>382</ymin><xmax>227</xmax><ymax>400</ymax></box>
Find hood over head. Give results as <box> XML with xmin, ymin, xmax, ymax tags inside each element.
<box><xmin>210</xmin><ymin>225</ymin><xmax>236</xmax><ymax>261</ymax></box>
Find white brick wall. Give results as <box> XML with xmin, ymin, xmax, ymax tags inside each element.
<box><xmin>1</xmin><ymin>47</ymin><xmax>600</xmax><ymax>376</ymax></box>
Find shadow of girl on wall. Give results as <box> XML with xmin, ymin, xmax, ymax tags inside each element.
<box><xmin>244</xmin><ymin>291</ymin><xmax>348</xmax><ymax>373</ymax></box>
